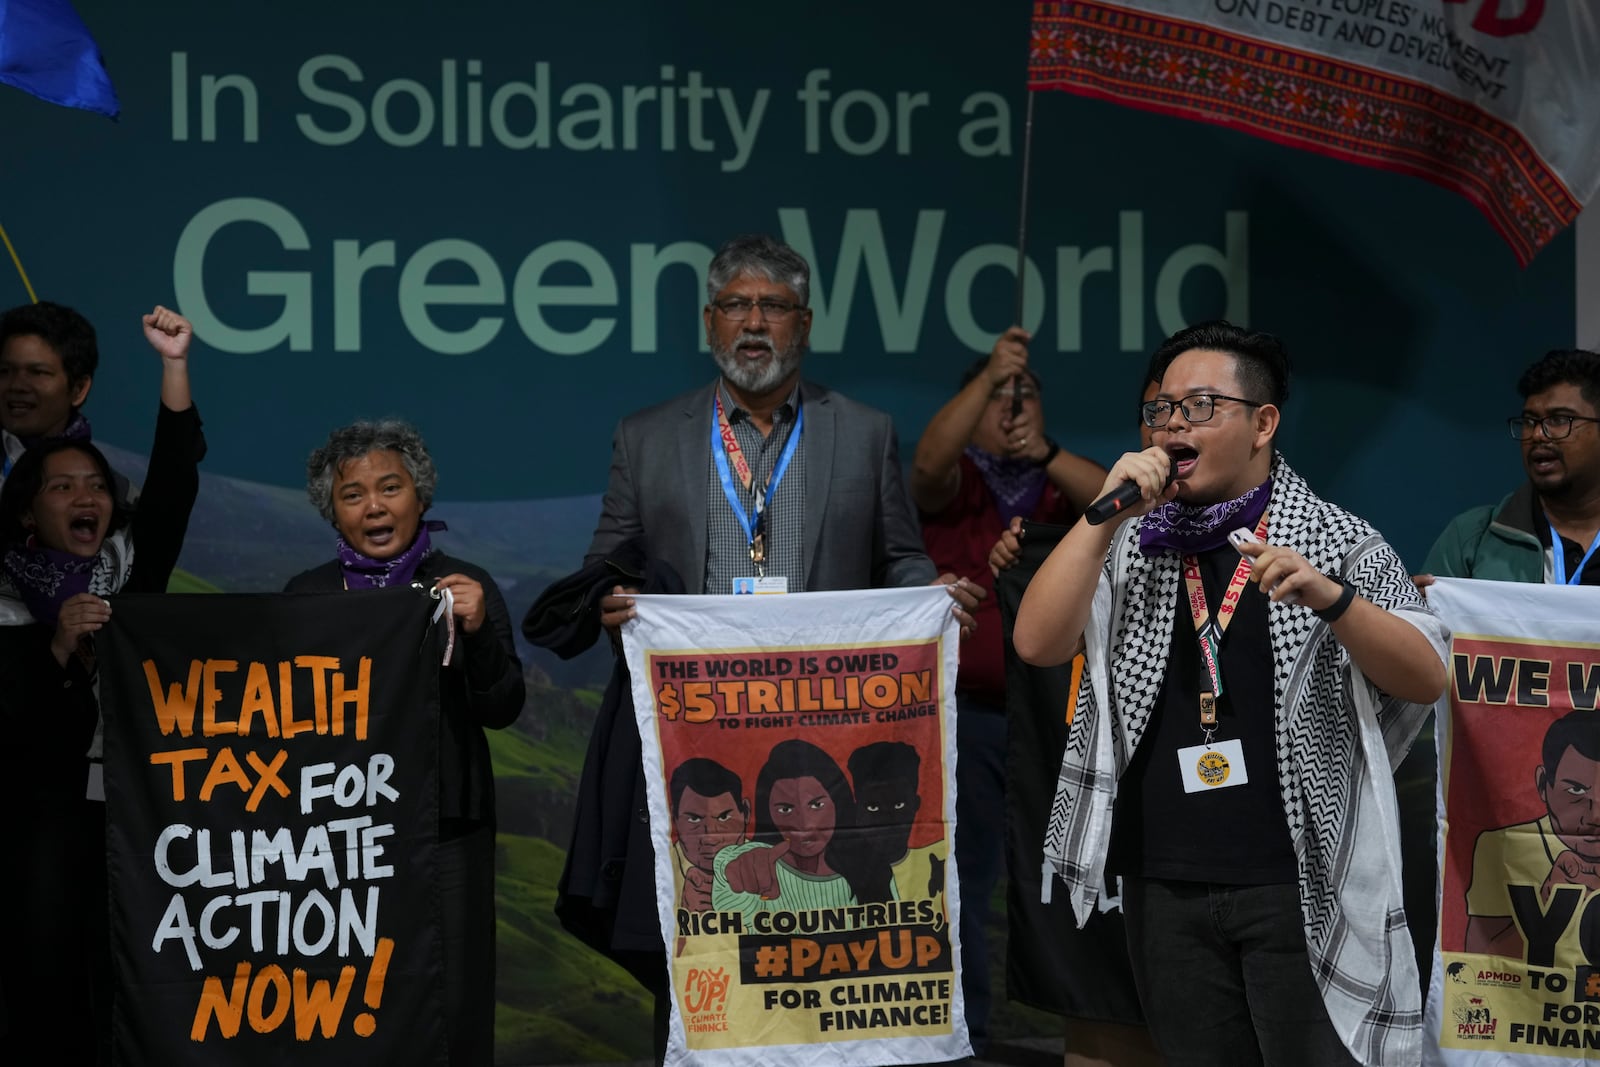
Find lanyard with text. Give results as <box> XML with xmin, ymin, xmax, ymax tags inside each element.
<box><xmin>1549</xmin><ymin>520</ymin><xmax>1600</xmax><ymax>586</ymax></box>
<box><xmin>1182</xmin><ymin>510</ymin><xmax>1269</xmax><ymax>735</ymax></box>
<box><xmin>712</xmin><ymin>392</ymin><xmax>803</xmax><ymax>577</ymax></box>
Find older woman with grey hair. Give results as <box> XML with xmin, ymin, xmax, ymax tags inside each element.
<box><xmin>284</xmin><ymin>417</ymin><xmax>524</xmax><ymax>1065</ymax></box>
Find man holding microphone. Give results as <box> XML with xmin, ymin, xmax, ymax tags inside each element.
<box><xmin>1013</xmin><ymin>321</ymin><xmax>1446</xmax><ymax>1067</ymax></box>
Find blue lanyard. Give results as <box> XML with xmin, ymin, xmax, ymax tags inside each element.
<box><xmin>1549</xmin><ymin>520</ymin><xmax>1600</xmax><ymax>585</ymax></box>
<box><xmin>711</xmin><ymin>397</ymin><xmax>803</xmax><ymax>546</ymax></box>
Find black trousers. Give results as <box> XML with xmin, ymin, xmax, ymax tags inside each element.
<box><xmin>1</xmin><ymin>797</ymin><xmax>109</xmax><ymax>1064</ymax></box>
<box><xmin>1122</xmin><ymin>878</ymin><xmax>1356</xmax><ymax>1067</ymax></box>
<box><xmin>439</xmin><ymin>819</ymin><xmax>497</xmax><ymax>1066</ymax></box>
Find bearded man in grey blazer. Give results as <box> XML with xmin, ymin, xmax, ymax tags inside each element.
<box><xmin>591</xmin><ymin>233</ymin><xmax>981</xmax><ymax>628</ymax></box>
<box><xmin>582</xmin><ymin>233</ymin><xmax>980</xmax><ymax>1066</ymax></box>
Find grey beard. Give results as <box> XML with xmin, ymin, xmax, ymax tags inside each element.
<box><xmin>713</xmin><ymin>338</ymin><xmax>804</xmax><ymax>394</ymax></box>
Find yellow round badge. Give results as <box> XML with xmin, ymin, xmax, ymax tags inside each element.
<box><xmin>1196</xmin><ymin>750</ymin><xmax>1231</xmax><ymax>787</ymax></box>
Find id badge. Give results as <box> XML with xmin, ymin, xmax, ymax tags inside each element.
<box><xmin>732</xmin><ymin>576</ymin><xmax>789</xmax><ymax>595</ymax></box>
<box><xmin>1176</xmin><ymin>738</ymin><xmax>1249</xmax><ymax>794</ymax></box>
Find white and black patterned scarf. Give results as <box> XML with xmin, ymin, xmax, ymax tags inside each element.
<box><xmin>0</xmin><ymin>528</ymin><xmax>134</xmax><ymax>626</ymax></box>
<box><xmin>1040</xmin><ymin>454</ymin><xmax>1447</xmax><ymax>1067</ymax></box>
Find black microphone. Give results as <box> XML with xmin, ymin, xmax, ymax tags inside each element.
<box><xmin>1084</xmin><ymin>463</ymin><xmax>1176</xmax><ymax>526</ymax></box>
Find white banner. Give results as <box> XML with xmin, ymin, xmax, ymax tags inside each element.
<box><xmin>1426</xmin><ymin>577</ymin><xmax>1600</xmax><ymax>1064</ymax></box>
<box><xmin>620</xmin><ymin>587</ymin><xmax>968</xmax><ymax>1067</ymax></box>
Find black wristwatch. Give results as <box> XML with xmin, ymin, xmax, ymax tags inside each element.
<box><xmin>1313</xmin><ymin>577</ymin><xmax>1358</xmax><ymax>623</ymax></box>
<box><xmin>1040</xmin><ymin>436</ymin><xmax>1061</xmax><ymax>466</ymax></box>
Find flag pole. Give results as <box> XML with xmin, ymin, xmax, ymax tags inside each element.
<box><xmin>0</xmin><ymin>220</ymin><xmax>38</xmax><ymax>303</ymax></box>
<box><xmin>1011</xmin><ymin>88</ymin><xmax>1037</xmax><ymax>420</ymax></box>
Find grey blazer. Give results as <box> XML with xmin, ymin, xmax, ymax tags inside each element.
<box><xmin>585</xmin><ymin>378</ymin><xmax>936</xmax><ymax>591</ymax></box>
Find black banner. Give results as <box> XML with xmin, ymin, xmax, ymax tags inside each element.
<box><xmin>996</xmin><ymin>522</ymin><xmax>1144</xmax><ymax>1024</ymax></box>
<box><xmin>99</xmin><ymin>589</ymin><xmax>445</xmax><ymax>1065</ymax></box>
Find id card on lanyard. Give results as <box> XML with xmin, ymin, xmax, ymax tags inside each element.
<box><xmin>1182</xmin><ymin>510</ymin><xmax>1269</xmax><ymax>732</ymax></box>
<box><xmin>712</xmin><ymin>392</ymin><xmax>802</xmax><ymax>580</ymax></box>
<box><xmin>1176</xmin><ymin>510</ymin><xmax>1268</xmax><ymax>793</ymax></box>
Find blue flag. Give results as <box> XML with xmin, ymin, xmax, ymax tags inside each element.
<box><xmin>0</xmin><ymin>0</ymin><xmax>119</xmax><ymax>118</ymax></box>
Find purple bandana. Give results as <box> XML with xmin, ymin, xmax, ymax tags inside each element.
<box><xmin>965</xmin><ymin>446</ymin><xmax>1048</xmax><ymax>521</ymax></box>
<box><xmin>1139</xmin><ymin>478</ymin><xmax>1272</xmax><ymax>557</ymax></box>
<box><xmin>336</xmin><ymin>520</ymin><xmax>447</xmax><ymax>589</ymax></box>
<box><xmin>2</xmin><ymin>540</ymin><xmax>95</xmax><ymax>625</ymax></box>
<box><xmin>20</xmin><ymin>409</ymin><xmax>92</xmax><ymax>449</ymax></box>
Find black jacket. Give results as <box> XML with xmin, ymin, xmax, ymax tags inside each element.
<box><xmin>285</xmin><ymin>551</ymin><xmax>524</xmax><ymax>825</ymax></box>
<box><xmin>523</xmin><ymin>542</ymin><xmax>681</xmax><ymax>968</ymax></box>
<box><xmin>0</xmin><ymin>402</ymin><xmax>206</xmax><ymax>801</ymax></box>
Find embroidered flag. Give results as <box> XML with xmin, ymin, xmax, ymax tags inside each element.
<box><xmin>1028</xmin><ymin>1</ymin><xmax>1599</xmax><ymax>265</ymax></box>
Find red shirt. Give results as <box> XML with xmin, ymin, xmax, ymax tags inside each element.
<box><xmin>919</xmin><ymin>454</ymin><xmax>1078</xmax><ymax>706</ymax></box>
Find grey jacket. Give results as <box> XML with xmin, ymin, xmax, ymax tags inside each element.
<box><xmin>585</xmin><ymin>378</ymin><xmax>935</xmax><ymax>591</ymax></box>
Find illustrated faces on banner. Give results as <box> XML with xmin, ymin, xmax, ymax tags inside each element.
<box><xmin>672</xmin><ymin>758</ymin><xmax>751</xmax><ymax>872</ymax></box>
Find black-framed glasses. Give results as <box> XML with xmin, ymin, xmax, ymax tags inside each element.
<box><xmin>711</xmin><ymin>297</ymin><xmax>804</xmax><ymax>322</ymax></box>
<box><xmin>1507</xmin><ymin>414</ymin><xmax>1600</xmax><ymax>440</ymax></box>
<box><xmin>1141</xmin><ymin>393</ymin><xmax>1262</xmax><ymax>429</ymax></box>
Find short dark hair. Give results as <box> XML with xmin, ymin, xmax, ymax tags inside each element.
<box><xmin>0</xmin><ymin>301</ymin><xmax>100</xmax><ymax>388</ymax></box>
<box><xmin>705</xmin><ymin>234</ymin><xmax>810</xmax><ymax>306</ymax></box>
<box><xmin>1517</xmin><ymin>349</ymin><xmax>1600</xmax><ymax>412</ymax></box>
<box><xmin>669</xmin><ymin>758</ymin><xmax>745</xmax><ymax>816</ymax></box>
<box><xmin>1139</xmin><ymin>343</ymin><xmax>1172</xmax><ymax>416</ymax></box>
<box><xmin>847</xmin><ymin>741</ymin><xmax>921</xmax><ymax>789</ymax></box>
<box><xmin>0</xmin><ymin>438</ymin><xmax>131</xmax><ymax>548</ymax></box>
<box><xmin>1151</xmin><ymin>320</ymin><xmax>1290</xmax><ymax>409</ymax></box>
<box><xmin>1542</xmin><ymin>711</ymin><xmax>1600</xmax><ymax>781</ymax></box>
<box><xmin>959</xmin><ymin>356</ymin><xmax>1040</xmax><ymax>392</ymax></box>
<box><xmin>1143</xmin><ymin>345</ymin><xmax>1172</xmax><ymax>391</ymax></box>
